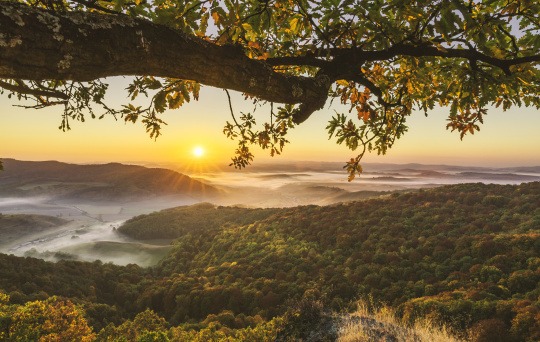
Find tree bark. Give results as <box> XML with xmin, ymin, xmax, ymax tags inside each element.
<box><xmin>0</xmin><ymin>1</ymin><xmax>330</xmax><ymax>122</ymax></box>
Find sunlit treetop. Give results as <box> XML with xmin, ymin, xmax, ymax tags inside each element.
<box><xmin>0</xmin><ymin>0</ymin><xmax>539</xmax><ymax>179</ymax></box>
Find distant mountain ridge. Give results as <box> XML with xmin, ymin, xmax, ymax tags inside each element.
<box><xmin>0</xmin><ymin>159</ymin><xmax>218</xmax><ymax>200</ymax></box>
<box><xmin>197</xmin><ymin>160</ymin><xmax>540</xmax><ymax>173</ymax></box>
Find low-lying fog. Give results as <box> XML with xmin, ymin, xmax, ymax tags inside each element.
<box><xmin>0</xmin><ymin>196</ymin><xmax>197</xmax><ymax>266</ymax></box>
<box><xmin>195</xmin><ymin>166</ymin><xmax>540</xmax><ymax>207</ymax></box>
<box><xmin>2</xmin><ymin>164</ymin><xmax>539</xmax><ymax>267</ymax></box>
<box><xmin>198</xmin><ymin>169</ymin><xmax>540</xmax><ymax>191</ymax></box>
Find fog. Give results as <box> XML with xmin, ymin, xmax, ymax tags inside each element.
<box><xmin>0</xmin><ymin>196</ymin><xmax>197</xmax><ymax>266</ymax></box>
<box><xmin>199</xmin><ymin>167</ymin><xmax>540</xmax><ymax>207</ymax></box>
<box><xmin>1</xmin><ymin>164</ymin><xmax>539</xmax><ymax>267</ymax></box>
<box><xmin>198</xmin><ymin>167</ymin><xmax>540</xmax><ymax>192</ymax></box>
<box><xmin>11</xmin><ymin>219</ymin><xmax>172</xmax><ymax>267</ymax></box>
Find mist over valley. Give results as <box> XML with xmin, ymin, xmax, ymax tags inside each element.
<box><xmin>1</xmin><ymin>159</ymin><xmax>539</xmax><ymax>267</ymax></box>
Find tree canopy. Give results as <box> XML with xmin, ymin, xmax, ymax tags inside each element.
<box><xmin>1</xmin><ymin>183</ymin><xmax>539</xmax><ymax>340</ymax></box>
<box><xmin>1</xmin><ymin>0</ymin><xmax>539</xmax><ymax>179</ymax></box>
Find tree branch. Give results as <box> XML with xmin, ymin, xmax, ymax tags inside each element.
<box><xmin>335</xmin><ymin>43</ymin><xmax>540</xmax><ymax>75</ymax></box>
<box><xmin>1</xmin><ymin>1</ymin><xmax>538</xmax><ymax>126</ymax></box>
<box><xmin>267</xmin><ymin>41</ymin><xmax>540</xmax><ymax>77</ymax></box>
<box><xmin>265</xmin><ymin>56</ymin><xmax>330</xmax><ymax>68</ymax></box>
<box><xmin>0</xmin><ymin>1</ymin><xmax>329</xmax><ymax>121</ymax></box>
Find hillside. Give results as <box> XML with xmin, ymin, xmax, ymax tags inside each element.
<box><xmin>0</xmin><ymin>214</ymin><xmax>68</xmax><ymax>249</ymax></box>
<box><xmin>0</xmin><ymin>213</ymin><xmax>67</xmax><ymax>231</ymax></box>
<box><xmin>0</xmin><ymin>159</ymin><xmax>218</xmax><ymax>200</ymax></box>
<box><xmin>0</xmin><ymin>182</ymin><xmax>538</xmax><ymax>341</ymax></box>
<box><xmin>118</xmin><ymin>202</ymin><xmax>281</xmax><ymax>240</ymax></box>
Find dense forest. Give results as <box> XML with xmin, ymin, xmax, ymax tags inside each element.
<box><xmin>0</xmin><ymin>182</ymin><xmax>539</xmax><ymax>341</ymax></box>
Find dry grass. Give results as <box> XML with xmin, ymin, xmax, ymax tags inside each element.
<box><xmin>337</xmin><ymin>301</ymin><xmax>465</xmax><ymax>342</ymax></box>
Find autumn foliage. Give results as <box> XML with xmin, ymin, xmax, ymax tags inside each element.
<box><xmin>0</xmin><ymin>182</ymin><xmax>538</xmax><ymax>340</ymax></box>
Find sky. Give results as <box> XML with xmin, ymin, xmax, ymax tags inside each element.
<box><xmin>1</xmin><ymin>77</ymin><xmax>539</xmax><ymax>170</ymax></box>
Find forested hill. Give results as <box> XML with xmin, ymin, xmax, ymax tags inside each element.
<box><xmin>0</xmin><ymin>159</ymin><xmax>218</xmax><ymax>199</ymax></box>
<box><xmin>118</xmin><ymin>202</ymin><xmax>282</xmax><ymax>240</ymax></box>
<box><xmin>0</xmin><ymin>182</ymin><xmax>538</xmax><ymax>341</ymax></box>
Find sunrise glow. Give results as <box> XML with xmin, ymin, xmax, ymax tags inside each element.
<box><xmin>192</xmin><ymin>146</ymin><xmax>205</xmax><ymax>158</ymax></box>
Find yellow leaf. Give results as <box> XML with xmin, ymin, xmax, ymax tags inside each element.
<box><xmin>211</xmin><ymin>11</ymin><xmax>220</xmax><ymax>24</ymax></box>
<box><xmin>517</xmin><ymin>77</ymin><xmax>531</xmax><ymax>86</ymax></box>
<box><xmin>290</xmin><ymin>17</ymin><xmax>301</xmax><ymax>34</ymax></box>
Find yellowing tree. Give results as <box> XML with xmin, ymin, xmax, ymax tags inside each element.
<box><xmin>0</xmin><ymin>292</ymin><xmax>13</xmax><ymax>341</ymax></box>
<box><xmin>0</xmin><ymin>0</ymin><xmax>539</xmax><ymax>178</ymax></box>
<box><xmin>6</xmin><ymin>297</ymin><xmax>95</xmax><ymax>342</ymax></box>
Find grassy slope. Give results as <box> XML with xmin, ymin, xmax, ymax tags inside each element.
<box><xmin>0</xmin><ymin>214</ymin><xmax>68</xmax><ymax>247</ymax></box>
<box><xmin>0</xmin><ymin>214</ymin><xmax>67</xmax><ymax>231</ymax></box>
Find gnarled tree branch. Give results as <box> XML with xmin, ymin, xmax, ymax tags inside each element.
<box><xmin>0</xmin><ymin>1</ymin><xmax>329</xmax><ymax>122</ymax></box>
<box><xmin>1</xmin><ymin>1</ymin><xmax>538</xmax><ymax>125</ymax></box>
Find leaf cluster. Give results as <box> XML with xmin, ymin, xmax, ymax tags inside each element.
<box><xmin>223</xmin><ymin>101</ymin><xmax>296</xmax><ymax>169</ymax></box>
<box><xmin>3</xmin><ymin>0</ymin><xmax>540</xmax><ymax>175</ymax></box>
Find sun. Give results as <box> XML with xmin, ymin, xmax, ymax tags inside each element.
<box><xmin>192</xmin><ymin>146</ymin><xmax>205</xmax><ymax>158</ymax></box>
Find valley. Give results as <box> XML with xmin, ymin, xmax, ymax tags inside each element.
<box><xmin>1</xmin><ymin>159</ymin><xmax>539</xmax><ymax>266</ymax></box>
<box><xmin>0</xmin><ymin>160</ymin><xmax>539</xmax><ymax>341</ymax></box>
<box><xmin>0</xmin><ymin>180</ymin><xmax>538</xmax><ymax>341</ymax></box>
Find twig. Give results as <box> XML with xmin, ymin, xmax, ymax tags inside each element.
<box><xmin>0</xmin><ymin>79</ymin><xmax>69</xmax><ymax>100</ymax></box>
<box><xmin>224</xmin><ymin>89</ymin><xmax>241</xmax><ymax>129</ymax></box>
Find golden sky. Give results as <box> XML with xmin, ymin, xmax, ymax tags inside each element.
<box><xmin>1</xmin><ymin>78</ymin><xmax>539</xmax><ymax>168</ymax></box>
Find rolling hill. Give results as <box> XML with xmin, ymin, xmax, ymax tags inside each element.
<box><xmin>0</xmin><ymin>182</ymin><xmax>538</xmax><ymax>341</ymax></box>
<box><xmin>0</xmin><ymin>159</ymin><xmax>218</xmax><ymax>200</ymax></box>
<box><xmin>0</xmin><ymin>214</ymin><xmax>68</xmax><ymax>249</ymax></box>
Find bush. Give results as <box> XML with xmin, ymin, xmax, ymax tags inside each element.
<box><xmin>469</xmin><ymin>319</ymin><xmax>509</xmax><ymax>342</ymax></box>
